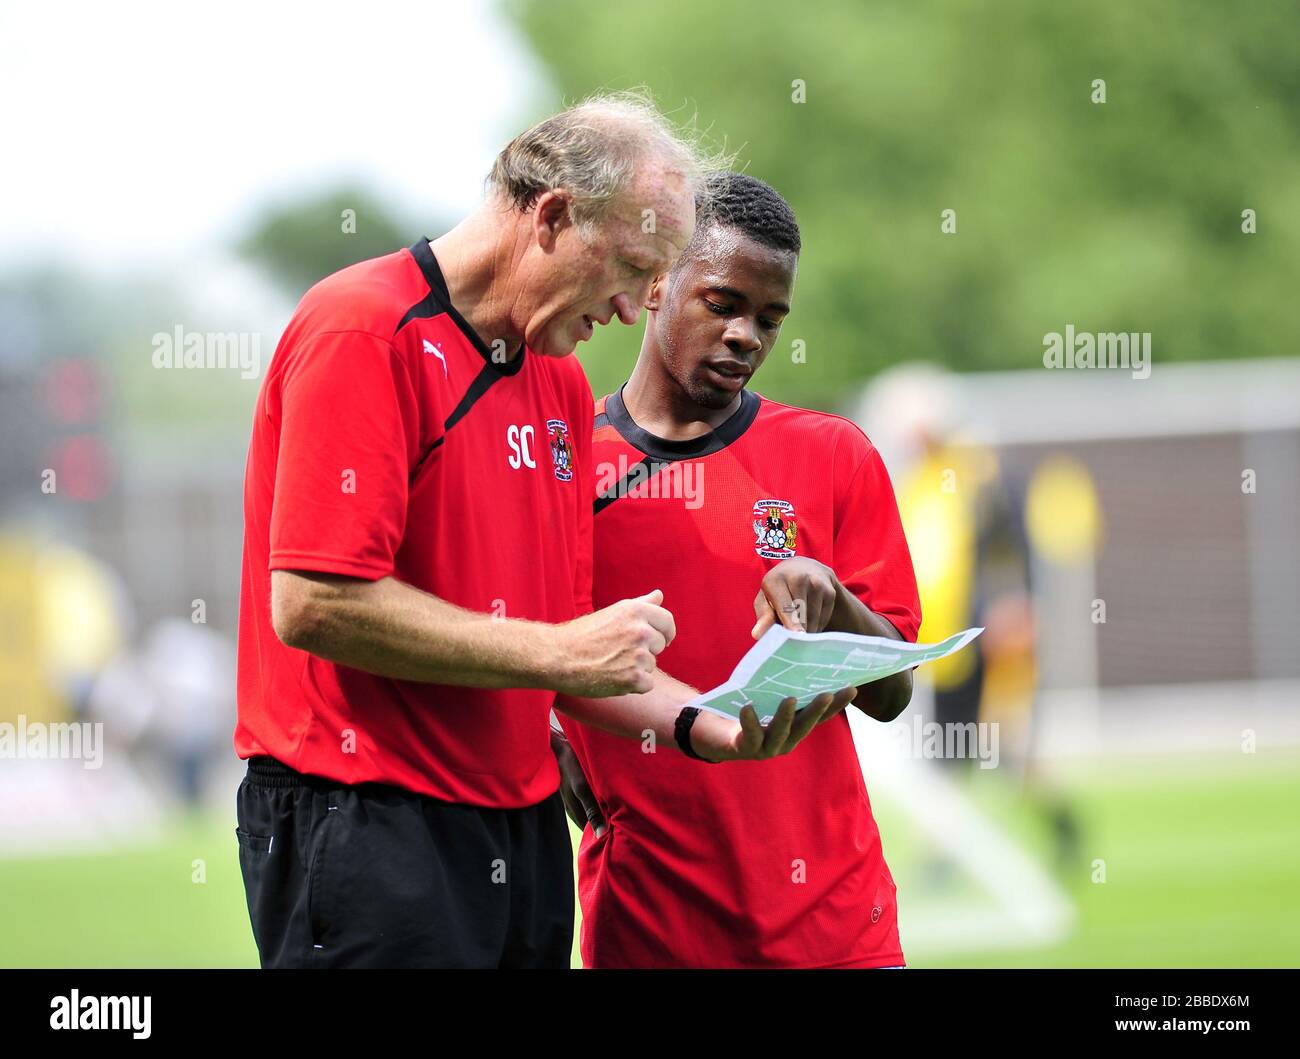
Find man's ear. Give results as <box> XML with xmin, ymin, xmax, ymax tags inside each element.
<box><xmin>645</xmin><ymin>274</ymin><xmax>666</xmax><ymax>311</ymax></box>
<box><xmin>531</xmin><ymin>190</ymin><xmax>573</xmax><ymax>251</ymax></box>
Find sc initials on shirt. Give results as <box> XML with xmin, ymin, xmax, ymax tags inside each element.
<box><xmin>506</xmin><ymin>424</ymin><xmax>537</xmax><ymax>469</ymax></box>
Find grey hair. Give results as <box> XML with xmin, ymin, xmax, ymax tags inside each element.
<box><xmin>486</xmin><ymin>88</ymin><xmax>731</xmax><ymax>240</ymax></box>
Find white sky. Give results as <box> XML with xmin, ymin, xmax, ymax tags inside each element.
<box><xmin>0</xmin><ymin>1</ymin><xmax>547</xmax><ymax>271</ymax></box>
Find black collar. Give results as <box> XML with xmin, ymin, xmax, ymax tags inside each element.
<box><xmin>603</xmin><ymin>384</ymin><xmax>760</xmax><ymax>461</ymax></box>
<box><xmin>408</xmin><ymin>237</ymin><xmax>526</xmax><ymax>376</ymax></box>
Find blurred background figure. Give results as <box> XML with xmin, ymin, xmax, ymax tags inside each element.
<box><xmin>0</xmin><ymin>536</ymin><xmax>129</xmax><ymax>729</ymax></box>
<box><xmin>862</xmin><ymin>365</ymin><xmax>1083</xmax><ymax>874</ymax></box>
<box><xmin>89</xmin><ymin>619</ymin><xmax>236</xmax><ymax>809</ymax></box>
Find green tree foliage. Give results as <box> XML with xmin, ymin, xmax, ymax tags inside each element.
<box><xmin>505</xmin><ymin>0</ymin><xmax>1300</xmax><ymax>408</ymax></box>
<box><xmin>238</xmin><ymin>186</ymin><xmax>417</xmax><ymax>297</ymax></box>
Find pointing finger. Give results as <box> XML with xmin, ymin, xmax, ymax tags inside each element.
<box><xmin>752</xmin><ymin>600</ymin><xmax>777</xmax><ymax>640</ymax></box>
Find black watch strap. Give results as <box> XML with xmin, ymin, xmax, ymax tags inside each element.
<box><xmin>674</xmin><ymin>707</ymin><xmax>717</xmax><ymax>763</ymax></box>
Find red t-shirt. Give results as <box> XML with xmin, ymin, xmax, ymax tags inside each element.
<box><xmin>235</xmin><ymin>238</ymin><xmax>594</xmax><ymax>808</ymax></box>
<box><xmin>562</xmin><ymin>386</ymin><xmax>920</xmax><ymax>967</ymax></box>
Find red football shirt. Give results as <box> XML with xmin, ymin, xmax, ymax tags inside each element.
<box><xmin>235</xmin><ymin>238</ymin><xmax>594</xmax><ymax>808</ymax></box>
<box><xmin>562</xmin><ymin>386</ymin><xmax>920</xmax><ymax>967</ymax></box>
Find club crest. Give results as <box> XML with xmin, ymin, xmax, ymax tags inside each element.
<box><xmin>547</xmin><ymin>418</ymin><xmax>574</xmax><ymax>482</ymax></box>
<box><xmin>753</xmin><ymin>498</ymin><xmax>798</xmax><ymax>559</ymax></box>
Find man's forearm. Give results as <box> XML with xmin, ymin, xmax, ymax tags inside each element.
<box><xmin>829</xmin><ymin>583</ymin><xmax>914</xmax><ymax>721</ymax></box>
<box><xmin>272</xmin><ymin>570</ymin><xmax>561</xmax><ymax>688</ymax></box>
<box><xmin>553</xmin><ymin>670</ymin><xmax>697</xmax><ymax>747</ymax></box>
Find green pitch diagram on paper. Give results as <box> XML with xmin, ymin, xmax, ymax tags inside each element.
<box><xmin>690</xmin><ymin>626</ymin><xmax>983</xmax><ymax>722</ymax></box>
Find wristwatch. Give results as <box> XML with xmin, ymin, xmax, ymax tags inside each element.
<box><xmin>674</xmin><ymin>707</ymin><xmax>717</xmax><ymax>763</ymax></box>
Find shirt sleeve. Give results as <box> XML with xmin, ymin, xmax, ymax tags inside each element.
<box><xmin>833</xmin><ymin>437</ymin><xmax>922</xmax><ymax>643</ymax></box>
<box><xmin>269</xmin><ymin>330</ymin><xmax>421</xmax><ymax>579</ymax></box>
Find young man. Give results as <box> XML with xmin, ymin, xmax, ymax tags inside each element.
<box><xmin>555</xmin><ymin>173</ymin><xmax>922</xmax><ymax>968</ymax></box>
<box><xmin>235</xmin><ymin>100</ymin><xmax>853</xmax><ymax>970</ymax></box>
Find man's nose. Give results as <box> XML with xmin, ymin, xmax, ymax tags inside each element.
<box><xmin>725</xmin><ymin>321</ymin><xmax>763</xmax><ymax>353</ymax></box>
<box><xmin>612</xmin><ymin>292</ymin><xmax>641</xmax><ymax>327</ymax></box>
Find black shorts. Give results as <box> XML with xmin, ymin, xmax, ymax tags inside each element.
<box><xmin>235</xmin><ymin>756</ymin><xmax>573</xmax><ymax>969</ymax></box>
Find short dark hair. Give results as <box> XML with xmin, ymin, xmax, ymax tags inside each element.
<box><xmin>684</xmin><ymin>171</ymin><xmax>801</xmax><ymax>261</ymax></box>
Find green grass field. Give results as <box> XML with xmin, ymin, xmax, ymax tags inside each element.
<box><xmin>2</xmin><ymin>750</ymin><xmax>1296</xmax><ymax>968</ymax></box>
<box><xmin>882</xmin><ymin>749</ymin><xmax>1300</xmax><ymax>967</ymax></box>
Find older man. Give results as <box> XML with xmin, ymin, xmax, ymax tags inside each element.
<box><xmin>234</xmin><ymin>94</ymin><xmax>854</xmax><ymax>969</ymax></box>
